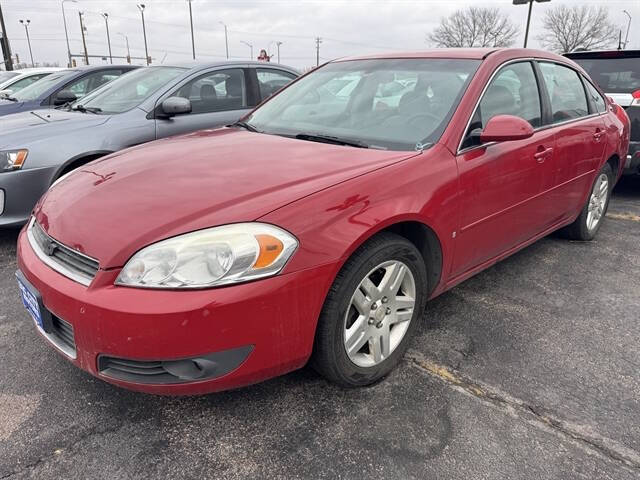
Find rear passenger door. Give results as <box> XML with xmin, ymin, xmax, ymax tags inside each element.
<box><xmin>155</xmin><ymin>67</ymin><xmax>252</xmax><ymax>139</ymax></box>
<box><xmin>537</xmin><ymin>62</ymin><xmax>607</xmax><ymax>216</ymax></box>
<box><xmin>452</xmin><ymin>61</ymin><xmax>556</xmax><ymax>277</ymax></box>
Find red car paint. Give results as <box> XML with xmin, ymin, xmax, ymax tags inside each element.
<box><xmin>17</xmin><ymin>48</ymin><xmax>629</xmax><ymax>394</ymax></box>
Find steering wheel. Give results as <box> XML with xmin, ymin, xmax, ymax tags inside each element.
<box><xmin>406</xmin><ymin>112</ymin><xmax>441</xmax><ymax>129</ymax></box>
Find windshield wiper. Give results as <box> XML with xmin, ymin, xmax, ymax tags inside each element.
<box><xmin>295</xmin><ymin>133</ymin><xmax>369</xmax><ymax>149</ymax></box>
<box><xmin>229</xmin><ymin>121</ymin><xmax>260</xmax><ymax>133</ymax></box>
<box><xmin>71</xmin><ymin>104</ymin><xmax>102</xmax><ymax>114</ymax></box>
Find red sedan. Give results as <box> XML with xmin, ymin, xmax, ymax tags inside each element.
<box><xmin>16</xmin><ymin>48</ymin><xmax>629</xmax><ymax>394</ymax></box>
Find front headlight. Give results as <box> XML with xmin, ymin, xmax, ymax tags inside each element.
<box><xmin>1</xmin><ymin>149</ymin><xmax>28</xmax><ymax>172</ymax></box>
<box><xmin>116</xmin><ymin>223</ymin><xmax>298</xmax><ymax>289</ymax></box>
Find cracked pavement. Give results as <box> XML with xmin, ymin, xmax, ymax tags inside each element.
<box><xmin>1</xmin><ymin>176</ymin><xmax>639</xmax><ymax>479</ymax></box>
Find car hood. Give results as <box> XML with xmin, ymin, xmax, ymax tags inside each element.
<box><xmin>35</xmin><ymin>128</ymin><xmax>416</xmax><ymax>268</ymax></box>
<box><xmin>0</xmin><ymin>100</ymin><xmax>28</xmax><ymax>117</ymax></box>
<box><xmin>0</xmin><ymin>109</ymin><xmax>111</xmax><ymax>148</ymax></box>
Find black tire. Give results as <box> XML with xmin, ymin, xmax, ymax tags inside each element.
<box><xmin>563</xmin><ymin>163</ymin><xmax>614</xmax><ymax>241</ymax></box>
<box><xmin>311</xmin><ymin>232</ymin><xmax>428</xmax><ymax>387</ymax></box>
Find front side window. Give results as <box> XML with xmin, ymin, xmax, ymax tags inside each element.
<box><xmin>77</xmin><ymin>67</ymin><xmax>186</xmax><ymax>114</ymax></box>
<box><xmin>246</xmin><ymin>58</ymin><xmax>480</xmax><ymax>151</ymax></box>
<box><xmin>256</xmin><ymin>68</ymin><xmax>296</xmax><ymax>100</ymax></box>
<box><xmin>539</xmin><ymin>62</ymin><xmax>589</xmax><ymax>124</ymax></box>
<box><xmin>462</xmin><ymin>62</ymin><xmax>541</xmax><ymax>149</ymax></box>
<box><xmin>172</xmin><ymin>68</ymin><xmax>247</xmax><ymax>114</ymax></box>
<box><xmin>584</xmin><ymin>79</ymin><xmax>607</xmax><ymax>114</ymax></box>
<box><xmin>65</xmin><ymin>70</ymin><xmax>124</xmax><ymax>100</ymax></box>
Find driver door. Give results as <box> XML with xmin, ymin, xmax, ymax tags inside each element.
<box><xmin>154</xmin><ymin>67</ymin><xmax>253</xmax><ymax>139</ymax></box>
<box><xmin>451</xmin><ymin>61</ymin><xmax>556</xmax><ymax>277</ymax></box>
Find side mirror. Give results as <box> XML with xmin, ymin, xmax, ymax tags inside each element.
<box><xmin>161</xmin><ymin>97</ymin><xmax>192</xmax><ymax>117</ymax></box>
<box><xmin>479</xmin><ymin>115</ymin><xmax>534</xmax><ymax>143</ymax></box>
<box><xmin>52</xmin><ymin>89</ymin><xmax>78</xmax><ymax>106</ymax></box>
<box><xmin>0</xmin><ymin>89</ymin><xmax>13</xmax><ymax>98</ymax></box>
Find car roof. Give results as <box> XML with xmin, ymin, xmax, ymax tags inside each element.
<box><xmin>12</xmin><ymin>67</ymin><xmax>64</xmax><ymax>75</ymax></box>
<box><xmin>564</xmin><ymin>49</ymin><xmax>640</xmax><ymax>59</ymax></box>
<box><xmin>69</xmin><ymin>64</ymin><xmax>140</xmax><ymax>72</ymax></box>
<box><xmin>337</xmin><ymin>48</ymin><xmax>571</xmax><ymax>63</ymax></box>
<box><xmin>162</xmin><ymin>60</ymin><xmax>299</xmax><ymax>74</ymax></box>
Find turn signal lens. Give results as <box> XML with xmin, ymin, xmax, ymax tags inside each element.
<box><xmin>254</xmin><ymin>234</ymin><xmax>284</xmax><ymax>268</ymax></box>
<box><xmin>632</xmin><ymin>90</ymin><xmax>640</xmax><ymax>99</ymax></box>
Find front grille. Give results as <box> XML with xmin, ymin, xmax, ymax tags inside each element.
<box><xmin>29</xmin><ymin>220</ymin><xmax>99</xmax><ymax>286</ymax></box>
<box><xmin>51</xmin><ymin>315</ymin><xmax>75</xmax><ymax>351</ymax></box>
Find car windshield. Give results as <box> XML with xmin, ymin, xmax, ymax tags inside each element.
<box><xmin>0</xmin><ymin>71</ymin><xmax>18</xmax><ymax>83</ymax></box>
<box><xmin>13</xmin><ymin>70</ymin><xmax>74</xmax><ymax>101</ymax></box>
<box><xmin>246</xmin><ymin>58</ymin><xmax>480</xmax><ymax>151</ymax></box>
<box><xmin>569</xmin><ymin>56</ymin><xmax>640</xmax><ymax>93</ymax></box>
<box><xmin>74</xmin><ymin>66</ymin><xmax>187</xmax><ymax>114</ymax></box>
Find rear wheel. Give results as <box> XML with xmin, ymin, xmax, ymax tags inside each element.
<box><xmin>563</xmin><ymin>163</ymin><xmax>613</xmax><ymax>241</ymax></box>
<box><xmin>311</xmin><ymin>232</ymin><xmax>427</xmax><ymax>387</ymax></box>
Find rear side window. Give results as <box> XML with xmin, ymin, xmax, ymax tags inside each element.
<box><xmin>462</xmin><ymin>61</ymin><xmax>541</xmax><ymax>149</ymax></box>
<box><xmin>256</xmin><ymin>69</ymin><xmax>296</xmax><ymax>100</ymax></box>
<box><xmin>539</xmin><ymin>62</ymin><xmax>589</xmax><ymax>124</ymax></box>
<box><xmin>584</xmin><ymin>79</ymin><xmax>607</xmax><ymax>114</ymax></box>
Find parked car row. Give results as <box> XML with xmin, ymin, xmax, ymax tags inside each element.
<box><xmin>8</xmin><ymin>48</ymin><xmax>630</xmax><ymax>395</ymax></box>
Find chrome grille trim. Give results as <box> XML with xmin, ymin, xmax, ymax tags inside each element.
<box><xmin>27</xmin><ymin>218</ymin><xmax>99</xmax><ymax>287</ymax></box>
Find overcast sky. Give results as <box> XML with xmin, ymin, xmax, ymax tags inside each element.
<box><xmin>1</xmin><ymin>0</ymin><xmax>639</xmax><ymax>69</ymax></box>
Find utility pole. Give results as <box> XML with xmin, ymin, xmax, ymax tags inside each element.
<box><xmin>219</xmin><ymin>22</ymin><xmax>228</xmax><ymax>59</ymax></box>
<box><xmin>315</xmin><ymin>37</ymin><xmax>322</xmax><ymax>67</ymax></box>
<box><xmin>0</xmin><ymin>3</ymin><xmax>14</xmax><ymax>70</ymax></box>
<box><xmin>137</xmin><ymin>4</ymin><xmax>150</xmax><ymax>65</ymax></box>
<box><xmin>187</xmin><ymin>0</ymin><xmax>195</xmax><ymax>60</ymax></box>
<box><xmin>101</xmin><ymin>13</ymin><xmax>112</xmax><ymax>64</ymax></box>
<box><xmin>19</xmin><ymin>19</ymin><xmax>34</xmax><ymax>67</ymax></box>
<box><xmin>512</xmin><ymin>0</ymin><xmax>551</xmax><ymax>48</ymax></box>
<box><xmin>118</xmin><ymin>32</ymin><xmax>131</xmax><ymax>64</ymax></box>
<box><xmin>276</xmin><ymin>41</ymin><xmax>282</xmax><ymax>63</ymax></box>
<box><xmin>240</xmin><ymin>40</ymin><xmax>253</xmax><ymax>60</ymax></box>
<box><xmin>623</xmin><ymin>10</ymin><xmax>632</xmax><ymax>50</ymax></box>
<box><xmin>78</xmin><ymin>11</ymin><xmax>89</xmax><ymax>64</ymax></box>
<box><xmin>62</xmin><ymin>0</ymin><xmax>76</xmax><ymax>68</ymax></box>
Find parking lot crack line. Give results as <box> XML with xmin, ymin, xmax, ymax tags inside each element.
<box><xmin>606</xmin><ymin>212</ymin><xmax>640</xmax><ymax>222</ymax></box>
<box><xmin>0</xmin><ymin>422</ymin><xmax>126</xmax><ymax>479</ymax></box>
<box><xmin>406</xmin><ymin>350</ymin><xmax>640</xmax><ymax>472</ymax></box>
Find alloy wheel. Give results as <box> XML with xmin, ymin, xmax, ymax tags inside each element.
<box><xmin>343</xmin><ymin>260</ymin><xmax>416</xmax><ymax>368</ymax></box>
<box><xmin>586</xmin><ymin>173</ymin><xmax>609</xmax><ymax>232</ymax></box>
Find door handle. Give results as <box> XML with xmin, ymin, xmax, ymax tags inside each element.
<box><xmin>593</xmin><ymin>130</ymin><xmax>605</xmax><ymax>141</ymax></box>
<box><xmin>534</xmin><ymin>147</ymin><xmax>553</xmax><ymax>163</ymax></box>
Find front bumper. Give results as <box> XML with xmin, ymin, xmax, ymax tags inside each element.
<box><xmin>17</xmin><ymin>227</ymin><xmax>336</xmax><ymax>395</ymax></box>
<box><xmin>0</xmin><ymin>166</ymin><xmax>57</xmax><ymax>227</ymax></box>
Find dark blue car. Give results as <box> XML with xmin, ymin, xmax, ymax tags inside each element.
<box><xmin>0</xmin><ymin>65</ymin><xmax>138</xmax><ymax>117</ymax></box>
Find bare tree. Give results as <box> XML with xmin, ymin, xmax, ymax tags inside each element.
<box><xmin>428</xmin><ymin>7</ymin><xmax>518</xmax><ymax>48</ymax></box>
<box><xmin>537</xmin><ymin>5</ymin><xmax>617</xmax><ymax>53</ymax></box>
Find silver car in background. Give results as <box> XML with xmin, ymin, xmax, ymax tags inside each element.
<box><xmin>0</xmin><ymin>61</ymin><xmax>298</xmax><ymax>227</ymax></box>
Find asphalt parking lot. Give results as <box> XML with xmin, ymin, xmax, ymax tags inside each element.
<box><xmin>1</xmin><ymin>176</ymin><xmax>639</xmax><ymax>480</ymax></box>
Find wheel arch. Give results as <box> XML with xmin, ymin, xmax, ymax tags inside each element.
<box><xmin>54</xmin><ymin>150</ymin><xmax>114</xmax><ymax>181</ymax></box>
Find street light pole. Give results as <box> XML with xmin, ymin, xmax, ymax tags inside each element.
<box><xmin>61</xmin><ymin>0</ymin><xmax>76</xmax><ymax>68</ymax></box>
<box><xmin>101</xmin><ymin>13</ymin><xmax>112</xmax><ymax>64</ymax></box>
<box><xmin>78</xmin><ymin>11</ymin><xmax>89</xmax><ymax>65</ymax></box>
<box><xmin>137</xmin><ymin>4</ymin><xmax>149</xmax><ymax>65</ymax></box>
<box><xmin>240</xmin><ymin>40</ymin><xmax>253</xmax><ymax>60</ymax></box>
<box><xmin>512</xmin><ymin>0</ymin><xmax>551</xmax><ymax>48</ymax></box>
<box><xmin>219</xmin><ymin>21</ymin><xmax>229</xmax><ymax>59</ymax></box>
<box><xmin>623</xmin><ymin>10</ymin><xmax>632</xmax><ymax>50</ymax></box>
<box><xmin>187</xmin><ymin>0</ymin><xmax>195</xmax><ymax>60</ymax></box>
<box><xmin>276</xmin><ymin>41</ymin><xmax>282</xmax><ymax>63</ymax></box>
<box><xmin>118</xmin><ymin>32</ymin><xmax>131</xmax><ymax>64</ymax></box>
<box><xmin>0</xmin><ymin>3</ymin><xmax>14</xmax><ymax>70</ymax></box>
<box><xmin>19</xmin><ymin>19</ymin><xmax>34</xmax><ymax>67</ymax></box>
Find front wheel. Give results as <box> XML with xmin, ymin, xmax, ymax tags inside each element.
<box><xmin>563</xmin><ymin>163</ymin><xmax>613</xmax><ymax>241</ymax></box>
<box><xmin>311</xmin><ymin>232</ymin><xmax>427</xmax><ymax>387</ymax></box>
